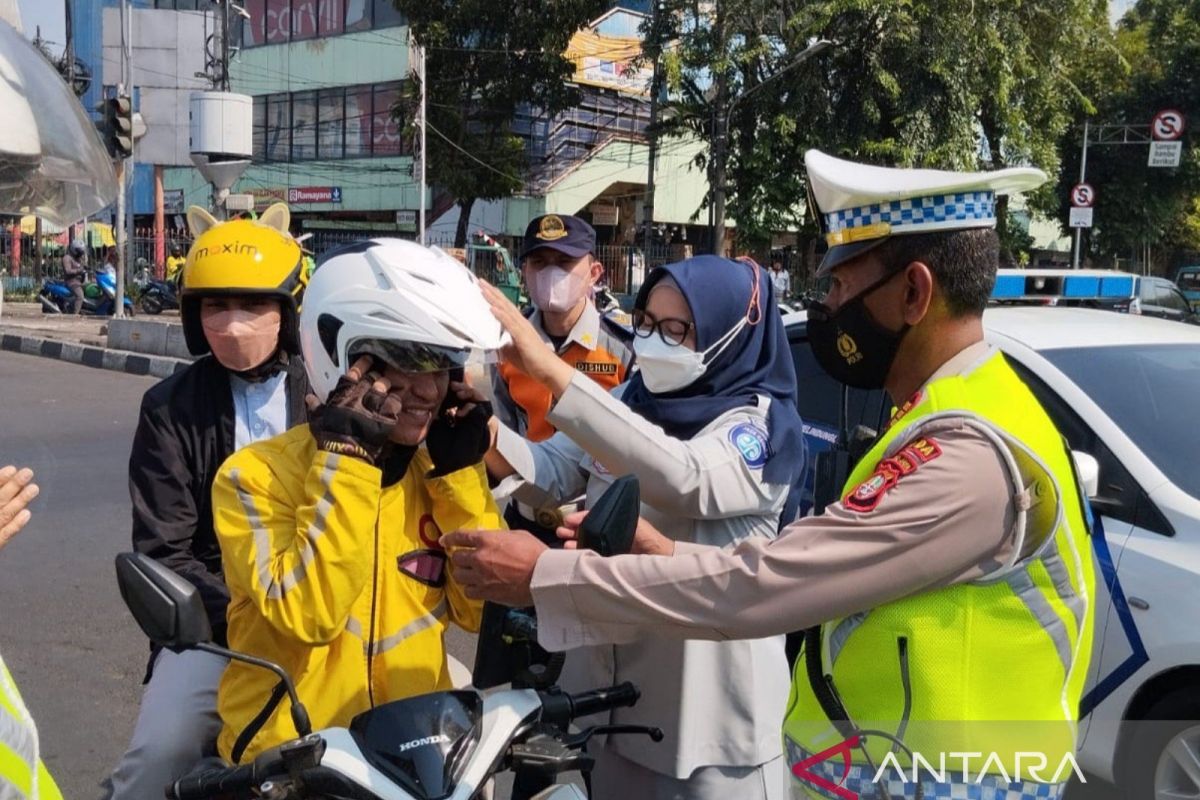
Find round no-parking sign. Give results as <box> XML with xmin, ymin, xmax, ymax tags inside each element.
<box><xmin>1071</xmin><ymin>183</ymin><xmax>1096</xmax><ymax>208</ymax></box>
<box><xmin>1152</xmin><ymin>109</ymin><xmax>1186</xmax><ymax>141</ymax></box>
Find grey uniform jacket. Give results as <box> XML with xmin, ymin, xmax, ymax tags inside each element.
<box><xmin>496</xmin><ymin>373</ymin><xmax>792</xmax><ymax>778</ymax></box>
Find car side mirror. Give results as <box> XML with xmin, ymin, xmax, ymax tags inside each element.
<box><xmin>1071</xmin><ymin>451</ymin><xmax>1101</xmax><ymax>499</ymax></box>
<box><xmin>114</xmin><ymin>552</ymin><xmax>213</xmax><ymax>648</ymax></box>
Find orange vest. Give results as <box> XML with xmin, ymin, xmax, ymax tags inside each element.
<box><xmin>498</xmin><ymin>341</ymin><xmax>628</xmax><ymax>441</ymax></box>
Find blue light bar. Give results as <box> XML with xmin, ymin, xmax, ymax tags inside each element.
<box><xmin>993</xmin><ymin>274</ymin><xmax>1025</xmax><ymax>298</ymax></box>
<box><xmin>1062</xmin><ymin>276</ymin><xmax>1100</xmax><ymax>297</ymax></box>
<box><xmin>1100</xmin><ymin>276</ymin><xmax>1135</xmax><ymax>297</ymax></box>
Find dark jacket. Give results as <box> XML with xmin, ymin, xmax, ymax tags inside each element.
<box><xmin>129</xmin><ymin>354</ymin><xmax>309</xmax><ymax>649</ymax></box>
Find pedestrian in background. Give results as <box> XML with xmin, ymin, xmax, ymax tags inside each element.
<box><xmin>769</xmin><ymin>256</ymin><xmax>791</xmax><ymax>301</ymax></box>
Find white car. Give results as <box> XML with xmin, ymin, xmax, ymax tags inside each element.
<box><xmin>784</xmin><ymin>306</ymin><xmax>1200</xmax><ymax>800</ymax></box>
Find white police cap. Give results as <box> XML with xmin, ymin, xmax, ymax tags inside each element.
<box><xmin>805</xmin><ymin>150</ymin><xmax>1047</xmax><ymax>275</ymax></box>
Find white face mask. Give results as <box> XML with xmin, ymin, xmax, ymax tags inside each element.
<box><xmin>633</xmin><ymin>316</ymin><xmax>748</xmax><ymax>394</ymax></box>
<box><xmin>530</xmin><ymin>265</ymin><xmax>588</xmax><ymax>313</ymax></box>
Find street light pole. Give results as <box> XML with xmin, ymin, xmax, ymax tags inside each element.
<box><xmin>711</xmin><ymin>38</ymin><xmax>832</xmax><ymax>256</ymax></box>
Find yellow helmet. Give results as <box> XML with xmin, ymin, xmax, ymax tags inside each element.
<box><xmin>180</xmin><ymin>203</ymin><xmax>305</xmax><ymax>357</ymax></box>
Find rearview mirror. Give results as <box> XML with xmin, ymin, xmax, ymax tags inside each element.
<box><xmin>1071</xmin><ymin>451</ymin><xmax>1101</xmax><ymax>500</ymax></box>
<box><xmin>114</xmin><ymin>552</ymin><xmax>213</xmax><ymax>648</ymax></box>
<box><xmin>577</xmin><ymin>475</ymin><xmax>641</xmax><ymax>557</ymax></box>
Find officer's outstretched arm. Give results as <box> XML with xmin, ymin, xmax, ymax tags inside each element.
<box><xmin>532</xmin><ymin>426</ymin><xmax>1016</xmax><ymax>649</ymax></box>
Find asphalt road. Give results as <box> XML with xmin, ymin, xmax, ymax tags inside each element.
<box><xmin>0</xmin><ymin>351</ymin><xmax>1117</xmax><ymax>799</ymax></box>
<box><xmin>0</xmin><ymin>352</ymin><xmax>478</xmax><ymax>799</ymax></box>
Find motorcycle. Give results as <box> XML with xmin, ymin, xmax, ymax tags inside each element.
<box><xmin>114</xmin><ymin>477</ymin><xmax>655</xmax><ymax>800</ymax></box>
<box><xmin>133</xmin><ymin>269</ymin><xmax>180</xmax><ymax>315</ymax></box>
<box><xmin>39</xmin><ymin>267</ymin><xmax>135</xmax><ymax>316</ymax></box>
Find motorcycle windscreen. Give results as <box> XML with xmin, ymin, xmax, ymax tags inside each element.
<box><xmin>349</xmin><ymin>690</ymin><xmax>482</xmax><ymax>800</ymax></box>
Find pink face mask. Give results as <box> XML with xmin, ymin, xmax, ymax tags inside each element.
<box><xmin>529</xmin><ymin>266</ymin><xmax>589</xmax><ymax>313</ymax></box>
<box><xmin>201</xmin><ymin>308</ymin><xmax>281</xmax><ymax>371</ymax></box>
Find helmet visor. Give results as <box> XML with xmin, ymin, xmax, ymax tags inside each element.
<box><xmin>349</xmin><ymin>338</ymin><xmax>498</xmax><ymax>374</ymax></box>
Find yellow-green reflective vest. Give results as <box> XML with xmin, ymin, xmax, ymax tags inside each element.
<box><xmin>0</xmin><ymin>654</ymin><xmax>63</xmax><ymax>800</ymax></box>
<box><xmin>783</xmin><ymin>350</ymin><xmax>1096</xmax><ymax>796</ymax></box>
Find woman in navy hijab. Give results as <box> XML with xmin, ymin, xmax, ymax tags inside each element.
<box><xmin>478</xmin><ymin>255</ymin><xmax>805</xmax><ymax>800</ymax></box>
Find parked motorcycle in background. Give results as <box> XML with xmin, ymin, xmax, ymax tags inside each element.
<box><xmin>132</xmin><ymin>259</ymin><xmax>180</xmax><ymax>315</ymax></box>
<box><xmin>39</xmin><ymin>265</ymin><xmax>135</xmax><ymax>316</ymax></box>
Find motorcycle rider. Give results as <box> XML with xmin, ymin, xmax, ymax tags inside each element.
<box><xmin>103</xmin><ymin>203</ymin><xmax>311</xmax><ymax>799</ymax></box>
<box><xmin>209</xmin><ymin>238</ymin><xmax>504</xmax><ymax>763</ymax></box>
<box><xmin>62</xmin><ymin>239</ymin><xmax>87</xmax><ymax>314</ymax></box>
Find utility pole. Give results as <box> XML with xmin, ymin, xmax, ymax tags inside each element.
<box><xmin>642</xmin><ymin>1</ymin><xmax>663</xmax><ymax>267</ymax></box>
<box><xmin>417</xmin><ymin>43</ymin><xmax>426</xmax><ymax>246</ymax></box>
<box><xmin>710</xmin><ymin>2</ymin><xmax>729</xmax><ymax>256</ymax></box>
<box><xmin>113</xmin><ymin>0</ymin><xmax>133</xmax><ymax>319</ymax></box>
<box><xmin>64</xmin><ymin>0</ymin><xmax>73</xmax><ymax>90</ymax></box>
<box><xmin>1072</xmin><ymin>120</ymin><xmax>1089</xmax><ymax>270</ymax></box>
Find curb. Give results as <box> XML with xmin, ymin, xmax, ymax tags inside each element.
<box><xmin>0</xmin><ymin>331</ymin><xmax>189</xmax><ymax>379</ymax></box>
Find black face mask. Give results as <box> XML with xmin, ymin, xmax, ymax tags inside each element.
<box><xmin>807</xmin><ymin>269</ymin><xmax>910</xmax><ymax>390</ymax></box>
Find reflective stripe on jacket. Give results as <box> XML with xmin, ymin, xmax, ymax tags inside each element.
<box><xmin>212</xmin><ymin>425</ymin><xmax>501</xmax><ymax>762</ymax></box>
<box><xmin>784</xmin><ymin>350</ymin><xmax>1095</xmax><ymax>796</ymax></box>
<box><xmin>0</xmin><ymin>655</ymin><xmax>62</xmax><ymax>800</ymax></box>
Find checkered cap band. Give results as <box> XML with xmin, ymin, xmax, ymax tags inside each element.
<box><xmin>786</xmin><ymin>740</ymin><xmax>1068</xmax><ymax>800</ymax></box>
<box><xmin>824</xmin><ymin>191</ymin><xmax>997</xmax><ymax>235</ymax></box>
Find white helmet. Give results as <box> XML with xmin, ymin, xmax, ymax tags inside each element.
<box><xmin>300</xmin><ymin>238</ymin><xmax>509</xmax><ymax>401</ymax></box>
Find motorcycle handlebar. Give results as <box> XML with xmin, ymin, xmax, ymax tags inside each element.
<box><xmin>540</xmin><ymin>682</ymin><xmax>641</xmax><ymax>727</ymax></box>
<box><xmin>168</xmin><ymin>763</ymin><xmax>256</xmax><ymax>800</ymax></box>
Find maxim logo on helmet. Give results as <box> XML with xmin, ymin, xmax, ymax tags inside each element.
<box><xmin>193</xmin><ymin>242</ymin><xmax>259</xmax><ymax>259</ymax></box>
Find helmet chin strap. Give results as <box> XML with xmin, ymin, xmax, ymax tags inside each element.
<box><xmin>231</xmin><ymin>348</ymin><xmax>288</xmax><ymax>382</ymax></box>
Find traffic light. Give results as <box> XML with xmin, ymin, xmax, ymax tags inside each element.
<box><xmin>104</xmin><ymin>94</ymin><xmax>134</xmax><ymax>160</ymax></box>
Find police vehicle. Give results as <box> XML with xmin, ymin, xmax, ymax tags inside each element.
<box><xmin>785</xmin><ymin>306</ymin><xmax>1200</xmax><ymax>800</ymax></box>
<box><xmin>992</xmin><ymin>269</ymin><xmax>1197</xmax><ymax>324</ymax></box>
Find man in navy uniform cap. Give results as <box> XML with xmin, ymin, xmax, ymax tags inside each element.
<box><xmin>491</xmin><ymin>214</ymin><xmax>635</xmax><ymax>545</ymax></box>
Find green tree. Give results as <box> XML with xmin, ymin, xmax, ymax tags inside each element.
<box><xmin>1051</xmin><ymin>0</ymin><xmax>1200</xmax><ymax>273</ymax></box>
<box><xmin>394</xmin><ymin>0</ymin><xmax>607</xmax><ymax>247</ymax></box>
<box><xmin>653</xmin><ymin>0</ymin><xmax>1111</xmax><ymax>266</ymax></box>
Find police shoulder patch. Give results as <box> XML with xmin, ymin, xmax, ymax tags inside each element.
<box><xmin>729</xmin><ymin>421</ymin><xmax>770</xmax><ymax>469</ymax></box>
<box><xmin>843</xmin><ymin>437</ymin><xmax>942</xmax><ymax>513</ymax></box>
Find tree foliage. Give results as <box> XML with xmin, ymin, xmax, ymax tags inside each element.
<box><xmin>651</xmin><ymin>0</ymin><xmax>1110</xmax><ymax>263</ymax></box>
<box><xmin>1051</xmin><ymin>0</ymin><xmax>1200</xmax><ymax>272</ymax></box>
<box><xmin>393</xmin><ymin>0</ymin><xmax>607</xmax><ymax>246</ymax></box>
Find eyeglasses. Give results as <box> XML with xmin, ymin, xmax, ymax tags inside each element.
<box><xmin>631</xmin><ymin>311</ymin><xmax>695</xmax><ymax>346</ymax></box>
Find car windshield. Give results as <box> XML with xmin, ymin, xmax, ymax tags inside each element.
<box><xmin>1043</xmin><ymin>344</ymin><xmax>1200</xmax><ymax>500</ymax></box>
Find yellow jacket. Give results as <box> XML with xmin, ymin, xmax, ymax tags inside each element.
<box><xmin>165</xmin><ymin>256</ymin><xmax>186</xmax><ymax>281</ymax></box>
<box><xmin>212</xmin><ymin>425</ymin><xmax>500</xmax><ymax>762</ymax></box>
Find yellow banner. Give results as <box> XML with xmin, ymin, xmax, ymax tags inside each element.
<box><xmin>565</xmin><ymin>30</ymin><xmax>651</xmax><ymax>96</ymax></box>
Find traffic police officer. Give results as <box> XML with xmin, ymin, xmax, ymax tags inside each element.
<box><xmin>492</xmin><ymin>214</ymin><xmax>634</xmax><ymax>542</ymax></box>
<box><xmin>447</xmin><ymin>150</ymin><xmax>1097</xmax><ymax>800</ymax></box>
